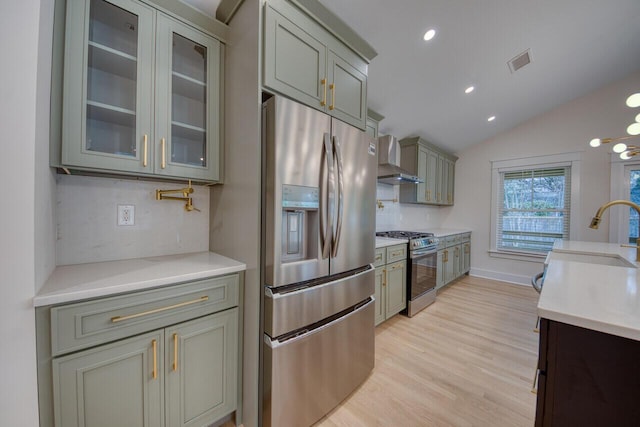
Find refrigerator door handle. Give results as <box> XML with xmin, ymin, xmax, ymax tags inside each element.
<box><xmin>332</xmin><ymin>135</ymin><xmax>344</xmax><ymax>257</ymax></box>
<box><xmin>320</xmin><ymin>132</ymin><xmax>334</xmax><ymax>259</ymax></box>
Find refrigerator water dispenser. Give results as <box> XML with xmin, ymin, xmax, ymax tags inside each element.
<box><xmin>281</xmin><ymin>185</ymin><xmax>319</xmax><ymax>263</ymax></box>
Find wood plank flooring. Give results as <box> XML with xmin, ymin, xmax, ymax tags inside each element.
<box><xmin>314</xmin><ymin>275</ymin><xmax>540</xmax><ymax>427</ymax></box>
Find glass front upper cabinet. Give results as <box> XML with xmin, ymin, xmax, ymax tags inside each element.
<box><xmin>61</xmin><ymin>0</ymin><xmax>221</xmax><ymax>182</ymax></box>
<box><xmin>155</xmin><ymin>15</ymin><xmax>221</xmax><ymax>181</ymax></box>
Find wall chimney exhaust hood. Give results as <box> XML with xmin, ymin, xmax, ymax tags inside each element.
<box><xmin>377</xmin><ymin>135</ymin><xmax>422</xmax><ymax>185</ymax></box>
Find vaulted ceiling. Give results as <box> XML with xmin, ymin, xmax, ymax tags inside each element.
<box><xmin>317</xmin><ymin>0</ymin><xmax>640</xmax><ymax>153</ymax></box>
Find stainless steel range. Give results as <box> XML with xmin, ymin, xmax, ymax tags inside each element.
<box><xmin>376</xmin><ymin>231</ymin><xmax>439</xmax><ymax>316</ymax></box>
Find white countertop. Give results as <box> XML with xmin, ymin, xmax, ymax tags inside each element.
<box><xmin>414</xmin><ymin>228</ymin><xmax>472</xmax><ymax>237</ymax></box>
<box><xmin>34</xmin><ymin>252</ymin><xmax>247</xmax><ymax>307</ymax></box>
<box><xmin>538</xmin><ymin>240</ymin><xmax>640</xmax><ymax>341</ymax></box>
<box><xmin>375</xmin><ymin>237</ymin><xmax>408</xmax><ymax>248</ymax></box>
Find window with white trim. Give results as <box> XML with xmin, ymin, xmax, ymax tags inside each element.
<box><xmin>497</xmin><ymin>167</ymin><xmax>570</xmax><ymax>253</ymax></box>
<box><xmin>490</xmin><ymin>153</ymin><xmax>580</xmax><ymax>260</ymax></box>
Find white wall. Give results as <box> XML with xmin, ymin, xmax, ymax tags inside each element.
<box><xmin>375</xmin><ymin>183</ymin><xmax>448</xmax><ymax>231</ymax></box>
<box><xmin>442</xmin><ymin>71</ymin><xmax>640</xmax><ymax>284</ymax></box>
<box><xmin>56</xmin><ymin>175</ymin><xmax>210</xmax><ymax>265</ymax></box>
<box><xmin>0</xmin><ymin>0</ymin><xmax>44</xmax><ymax>425</ymax></box>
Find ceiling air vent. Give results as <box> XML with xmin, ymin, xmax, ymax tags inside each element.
<box><xmin>508</xmin><ymin>49</ymin><xmax>531</xmax><ymax>73</ymax></box>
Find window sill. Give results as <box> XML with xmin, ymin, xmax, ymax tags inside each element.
<box><xmin>488</xmin><ymin>249</ymin><xmax>547</xmax><ymax>263</ymax></box>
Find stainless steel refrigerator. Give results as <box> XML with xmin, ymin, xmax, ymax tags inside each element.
<box><xmin>262</xmin><ymin>96</ymin><xmax>376</xmax><ymax>427</ymax></box>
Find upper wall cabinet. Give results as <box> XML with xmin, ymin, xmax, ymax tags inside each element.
<box><xmin>365</xmin><ymin>109</ymin><xmax>384</xmax><ymax>138</ymax></box>
<box><xmin>58</xmin><ymin>0</ymin><xmax>222</xmax><ymax>183</ymax></box>
<box><xmin>398</xmin><ymin>136</ymin><xmax>458</xmax><ymax>206</ymax></box>
<box><xmin>263</xmin><ymin>0</ymin><xmax>371</xmax><ymax>130</ymax></box>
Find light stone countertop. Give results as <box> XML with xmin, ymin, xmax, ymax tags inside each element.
<box><xmin>34</xmin><ymin>251</ymin><xmax>246</xmax><ymax>307</ymax></box>
<box><xmin>375</xmin><ymin>237</ymin><xmax>408</xmax><ymax>248</ymax></box>
<box><xmin>420</xmin><ymin>228</ymin><xmax>472</xmax><ymax>237</ymax></box>
<box><xmin>538</xmin><ymin>240</ymin><xmax>640</xmax><ymax>341</ymax></box>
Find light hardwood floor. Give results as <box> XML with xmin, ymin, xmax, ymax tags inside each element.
<box><xmin>315</xmin><ymin>275</ymin><xmax>540</xmax><ymax>427</ymax></box>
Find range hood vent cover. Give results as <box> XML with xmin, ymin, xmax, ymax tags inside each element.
<box><xmin>377</xmin><ymin>135</ymin><xmax>423</xmax><ymax>185</ymax></box>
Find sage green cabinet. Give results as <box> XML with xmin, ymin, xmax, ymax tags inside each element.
<box><xmin>263</xmin><ymin>0</ymin><xmax>368</xmax><ymax>130</ymax></box>
<box><xmin>436</xmin><ymin>233</ymin><xmax>471</xmax><ymax>291</ymax></box>
<box><xmin>53</xmin><ymin>330</ymin><xmax>164</xmax><ymax>427</ymax></box>
<box><xmin>60</xmin><ymin>0</ymin><xmax>222</xmax><ymax>182</ymax></box>
<box><xmin>38</xmin><ymin>273</ymin><xmax>241</xmax><ymax>427</ymax></box>
<box><xmin>374</xmin><ymin>245</ymin><xmax>407</xmax><ymax>325</ymax></box>
<box><xmin>399</xmin><ymin>136</ymin><xmax>457</xmax><ymax>206</ymax></box>
<box><xmin>165</xmin><ymin>311</ymin><xmax>238</xmax><ymax>427</ymax></box>
<box><xmin>53</xmin><ymin>310</ymin><xmax>237</xmax><ymax>427</ymax></box>
<box><xmin>365</xmin><ymin>109</ymin><xmax>384</xmax><ymax>138</ymax></box>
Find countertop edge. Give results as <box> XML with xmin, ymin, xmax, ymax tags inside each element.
<box><xmin>538</xmin><ymin>240</ymin><xmax>640</xmax><ymax>341</ymax></box>
<box><xmin>34</xmin><ymin>252</ymin><xmax>247</xmax><ymax>307</ymax></box>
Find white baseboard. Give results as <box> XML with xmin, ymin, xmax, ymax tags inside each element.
<box><xmin>469</xmin><ymin>267</ymin><xmax>531</xmax><ymax>286</ymax></box>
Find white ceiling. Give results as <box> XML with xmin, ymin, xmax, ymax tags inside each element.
<box><xmin>317</xmin><ymin>0</ymin><xmax>640</xmax><ymax>153</ymax></box>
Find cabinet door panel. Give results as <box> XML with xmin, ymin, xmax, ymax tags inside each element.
<box><xmin>165</xmin><ymin>309</ymin><xmax>238</xmax><ymax>427</ymax></box>
<box><xmin>385</xmin><ymin>261</ymin><xmax>406</xmax><ymax>317</ymax></box>
<box><xmin>436</xmin><ymin>250</ymin><xmax>445</xmax><ymax>290</ymax></box>
<box><xmin>374</xmin><ymin>267</ymin><xmax>385</xmax><ymax>325</ymax></box>
<box><xmin>63</xmin><ymin>0</ymin><xmax>155</xmax><ymax>173</ymax></box>
<box><xmin>264</xmin><ymin>5</ymin><xmax>326</xmax><ymax>109</ymax></box>
<box><xmin>53</xmin><ymin>330</ymin><xmax>163</xmax><ymax>427</ymax></box>
<box><xmin>155</xmin><ymin>14</ymin><xmax>221</xmax><ymax>181</ymax></box>
<box><xmin>327</xmin><ymin>51</ymin><xmax>367</xmax><ymax>129</ymax></box>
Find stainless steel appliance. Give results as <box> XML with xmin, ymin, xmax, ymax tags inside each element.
<box><xmin>376</xmin><ymin>231</ymin><xmax>439</xmax><ymax>316</ymax></box>
<box><xmin>376</xmin><ymin>135</ymin><xmax>423</xmax><ymax>184</ymax></box>
<box><xmin>262</xmin><ymin>96</ymin><xmax>377</xmax><ymax>427</ymax></box>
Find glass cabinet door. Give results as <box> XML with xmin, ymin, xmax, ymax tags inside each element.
<box><xmin>63</xmin><ymin>0</ymin><xmax>154</xmax><ymax>173</ymax></box>
<box><xmin>155</xmin><ymin>15</ymin><xmax>221</xmax><ymax>181</ymax></box>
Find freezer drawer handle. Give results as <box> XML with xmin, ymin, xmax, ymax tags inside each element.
<box><xmin>110</xmin><ymin>296</ymin><xmax>209</xmax><ymax>323</ymax></box>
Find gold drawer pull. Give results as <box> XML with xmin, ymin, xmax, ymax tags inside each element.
<box><xmin>152</xmin><ymin>339</ymin><xmax>158</xmax><ymax>379</ymax></box>
<box><xmin>391</xmin><ymin>250</ymin><xmax>403</xmax><ymax>257</ymax></box>
<box><xmin>329</xmin><ymin>83</ymin><xmax>335</xmax><ymax>110</ymax></box>
<box><xmin>111</xmin><ymin>296</ymin><xmax>209</xmax><ymax>323</ymax></box>
<box><xmin>143</xmin><ymin>134</ymin><xmax>148</xmax><ymax>167</ymax></box>
<box><xmin>390</xmin><ymin>264</ymin><xmax>402</xmax><ymax>270</ymax></box>
<box><xmin>173</xmin><ymin>333</ymin><xmax>178</xmax><ymax>372</ymax></box>
<box><xmin>161</xmin><ymin>138</ymin><xmax>166</xmax><ymax>169</ymax></box>
<box><xmin>320</xmin><ymin>78</ymin><xmax>327</xmax><ymax>107</ymax></box>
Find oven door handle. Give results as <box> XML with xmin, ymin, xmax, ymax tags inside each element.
<box><xmin>411</xmin><ymin>248</ymin><xmax>437</xmax><ymax>258</ymax></box>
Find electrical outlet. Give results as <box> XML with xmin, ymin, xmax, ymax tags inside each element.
<box><xmin>117</xmin><ymin>205</ymin><xmax>135</xmax><ymax>226</ymax></box>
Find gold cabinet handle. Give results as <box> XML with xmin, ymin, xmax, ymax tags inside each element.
<box><xmin>161</xmin><ymin>138</ymin><xmax>166</xmax><ymax>169</ymax></box>
<box><xmin>444</xmin><ymin>250</ymin><xmax>448</xmax><ymax>262</ymax></box>
<box><xmin>143</xmin><ymin>134</ymin><xmax>148</xmax><ymax>167</ymax></box>
<box><xmin>426</xmin><ymin>189</ymin><xmax>431</xmax><ymax>201</ymax></box>
<box><xmin>329</xmin><ymin>83</ymin><xmax>335</xmax><ymax>110</ymax></box>
<box><xmin>111</xmin><ymin>296</ymin><xmax>209</xmax><ymax>323</ymax></box>
<box><xmin>152</xmin><ymin>339</ymin><xmax>158</xmax><ymax>379</ymax></box>
<box><xmin>390</xmin><ymin>263</ymin><xmax>402</xmax><ymax>270</ymax></box>
<box><xmin>382</xmin><ymin>269</ymin><xmax>386</xmax><ymax>286</ymax></box>
<box><xmin>320</xmin><ymin>78</ymin><xmax>327</xmax><ymax>107</ymax></box>
<box><xmin>391</xmin><ymin>250</ymin><xmax>403</xmax><ymax>257</ymax></box>
<box><xmin>172</xmin><ymin>333</ymin><xmax>178</xmax><ymax>372</ymax></box>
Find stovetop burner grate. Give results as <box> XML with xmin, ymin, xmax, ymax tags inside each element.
<box><xmin>376</xmin><ymin>230</ymin><xmax>434</xmax><ymax>239</ymax></box>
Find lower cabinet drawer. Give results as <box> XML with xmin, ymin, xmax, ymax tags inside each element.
<box><xmin>51</xmin><ymin>274</ymin><xmax>239</xmax><ymax>356</ymax></box>
<box><xmin>374</xmin><ymin>247</ymin><xmax>386</xmax><ymax>267</ymax></box>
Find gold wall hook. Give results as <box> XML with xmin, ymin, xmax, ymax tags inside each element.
<box><xmin>156</xmin><ymin>180</ymin><xmax>198</xmax><ymax>212</ymax></box>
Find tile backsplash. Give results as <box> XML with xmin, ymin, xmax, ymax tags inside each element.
<box><xmin>56</xmin><ymin>175</ymin><xmax>209</xmax><ymax>265</ymax></box>
<box><xmin>375</xmin><ymin>183</ymin><xmax>446</xmax><ymax>231</ymax></box>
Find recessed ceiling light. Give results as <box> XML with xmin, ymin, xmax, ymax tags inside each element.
<box><xmin>465</xmin><ymin>86</ymin><xmax>475</xmax><ymax>94</ymax></box>
<box><xmin>423</xmin><ymin>29</ymin><xmax>436</xmax><ymax>41</ymax></box>
<box><xmin>487</xmin><ymin>116</ymin><xmax>496</xmax><ymax>122</ymax></box>
<box><xmin>626</xmin><ymin>93</ymin><xmax>640</xmax><ymax>108</ymax></box>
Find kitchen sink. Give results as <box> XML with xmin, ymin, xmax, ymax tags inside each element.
<box><xmin>549</xmin><ymin>251</ymin><xmax>637</xmax><ymax>268</ymax></box>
